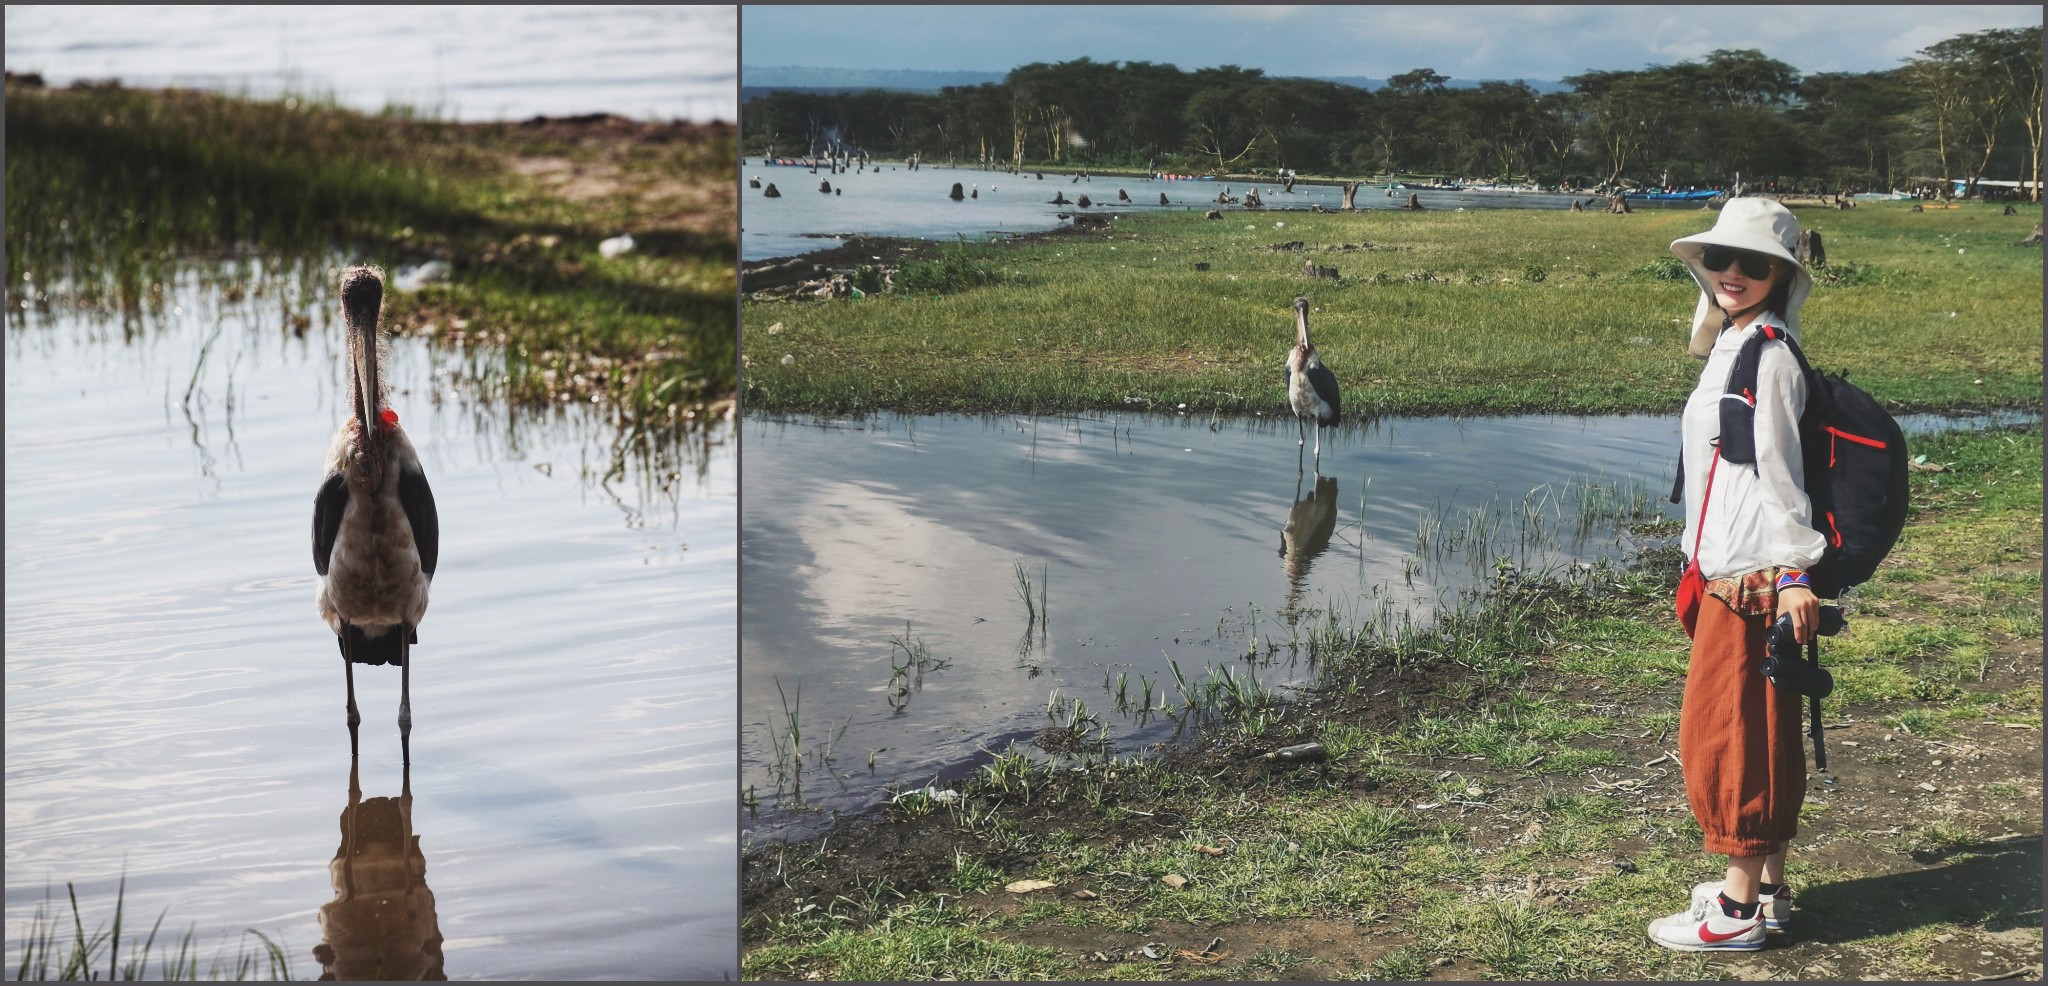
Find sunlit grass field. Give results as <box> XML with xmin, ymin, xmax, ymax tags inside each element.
<box><xmin>742</xmin><ymin>202</ymin><xmax>2041</xmax><ymax>416</ymax></box>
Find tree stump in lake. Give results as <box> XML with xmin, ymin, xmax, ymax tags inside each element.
<box><xmin>1118</xmin><ymin>188</ymin><xmax>1130</xmax><ymax>202</ymax></box>
<box><xmin>763</xmin><ymin>183</ymin><xmax>781</xmax><ymax>198</ymax></box>
<box><xmin>1077</xmin><ymin>194</ymin><xmax>1092</xmax><ymax>208</ymax></box>
<box><xmin>1341</xmin><ymin>181</ymin><xmax>1359</xmax><ymax>210</ymax></box>
<box><xmin>949</xmin><ymin>182</ymin><xmax>966</xmax><ymax>200</ymax></box>
<box><xmin>1282</xmin><ymin>175</ymin><xmax>1296</xmax><ymax>193</ymax></box>
<box><xmin>1403</xmin><ymin>193</ymin><xmax>1424</xmax><ymax>210</ymax></box>
<box><xmin>1244</xmin><ymin>188</ymin><xmax>1262</xmax><ymax>208</ymax></box>
<box><xmin>748</xmin><ymin>177</ymin><xmax>761</xmax><ymax>188</ymax></box>
<box><xmin>1051</xmin><ymin>191</ymin><xmax>1069</xmax><ymax>205</ymax></box>
<box><xmin>1159</xmin><ymin>192</ymin><xmax>1170</xmax><ymax>206</ymax></box>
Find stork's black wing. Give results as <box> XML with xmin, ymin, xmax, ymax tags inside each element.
<box><xmin>313</xmin><ymin>472</ymin><xmax>348</xmax><ymax>576</ymax></box>
<box><xmin>398</xmin><ymin>466</ymin><xmax>439</xmax><ymax>580</ymax></box>
<box><xmin>1308</xmin><ymin>364</ymin><xmax>1341</xmax><ymax>421</ymax></box>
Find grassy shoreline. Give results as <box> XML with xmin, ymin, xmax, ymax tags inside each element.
<box><xmin>741</xmin><ymin>202</ymin><xmax>2040</xmax><ymax>418</ymax></box>
<box><xmin>741</xmin><ymin>423</ymin><xmax>2042</xmax><ymax>981</ymax></box>
<box><xmin>6</xmin><ymin>80</ymin><xmax>738</xmax><ymax>423</ymax></box>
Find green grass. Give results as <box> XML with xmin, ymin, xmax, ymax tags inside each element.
<box><xmin>9</xmin><ymin>880</ymin><xmax>295</xmax><ymax>981</ymax></box>
<box><xmin>742</xmin><ymin>204</ymin><xmax>2040</xmax><ymax>415</ymax></box>
<box><xmin>6</xmin><ymin>80</ymin><xmax>736</xmax><ymax>422</ymax></box>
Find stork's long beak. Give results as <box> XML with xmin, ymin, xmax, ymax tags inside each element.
<box><xmin>1293</xmin><ymin>296</ymin><xmax>1312</xmax><ymax>349</ymax></box>
<box><xmin>340</xmin><ymin>266</ymin><xmax>385</xmax><ymax>438</ymax></box>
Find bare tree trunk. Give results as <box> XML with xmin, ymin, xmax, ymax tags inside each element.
<box><xmin>1341</xmin><ymin>181</ymin><xmax>1359</xmax><ymax>210</ymax></box>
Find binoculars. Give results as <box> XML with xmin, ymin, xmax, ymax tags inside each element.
<box><xmin>1762</xmin><ymin>607</ymin><xmax>1844</xmax><ymax>698</ymax></box>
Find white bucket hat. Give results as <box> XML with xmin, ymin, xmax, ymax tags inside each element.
<box><xmin>1669</xmin><ymin>197</ymin><xmax>1812</xmax><ymax>357</ymax></box>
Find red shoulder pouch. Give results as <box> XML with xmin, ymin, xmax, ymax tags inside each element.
<box><xmin>1676</xmin><ymin>558</ymin><xmax>1706</xmax><ymax>638</ymax></box>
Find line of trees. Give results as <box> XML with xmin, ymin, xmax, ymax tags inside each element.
<box><xmin>743</xmin><ymin>27</ymin><xmax>2042</xmax><ymax>200</ymax></box>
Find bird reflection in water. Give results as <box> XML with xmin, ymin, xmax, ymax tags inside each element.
<box><xmin>313</xmin><ymin>759</ymin><xmax>446</xmax><ymax>981</ymax></box>
<box><xmin>1280</xmin><ymin>471</ymin><xmax>1342</xmax><ymax>612</ymax></box>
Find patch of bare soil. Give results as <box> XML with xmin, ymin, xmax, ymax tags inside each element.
<box><xmin>497</xmin><ymin>114</ymin><xmax>736</xmax><ymax>238</ymax></box>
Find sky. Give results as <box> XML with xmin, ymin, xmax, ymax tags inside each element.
<box><xmin>742</xmin><ymin>4</ymin><xmax>2041</xmax><ymax>82</ymax></box>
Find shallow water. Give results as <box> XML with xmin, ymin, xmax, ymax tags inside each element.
<box><xmin>3</xmin><ymin>5</ymin><xmax>736</xmax><ymax>123</ymax></box>
<box><xmin>5</xmin><ymin>271</ymin><xmax>736</xmax><ymax>979</ymax></box>
<box><xmin>740</xmin><ymin>164</ymin><xmax>1676</xmax><ymax>261</ymax></box>
<box><xmin>739</xmin><ymin>408</ymin><xmax>2031</xmax><ymax>841</ymax></box>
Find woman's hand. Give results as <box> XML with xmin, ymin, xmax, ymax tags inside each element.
<box><xmin>1776</xmin><ymin>584</ymin><xmax>1819</xmax><ymax>644</ymax></box>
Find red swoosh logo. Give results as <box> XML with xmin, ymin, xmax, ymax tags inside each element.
<box><xmin>1697</xmin><ymin>920</ymin><xmax>1755</xmax><ymax>943</ymax></box>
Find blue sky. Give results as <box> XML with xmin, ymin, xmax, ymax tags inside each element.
<box><xmin>743</xmin><ymin>4</ymin><xmax>2040</xmax><ymax>82</ymax></box>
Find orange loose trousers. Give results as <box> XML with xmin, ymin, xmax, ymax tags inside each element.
<box><xmin>1679</xmin><ymin>596</ymin><xmax>1806</xmax><ymax>857</ymax></box>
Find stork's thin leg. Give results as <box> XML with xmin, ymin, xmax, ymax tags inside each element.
<box><xmin>341</xmin><ymin>632</ymin><xmax>361</xmax><ymax>757</ymax></box>
<box><xmin>1297</xmin><ymin>414</ymin><xmax>1306</xmax><ymax>447</ymax></box>
<box><xmin>399</xmin><ymin>626</ymin><xmax>413</xmax><ymax>765</ymax></box>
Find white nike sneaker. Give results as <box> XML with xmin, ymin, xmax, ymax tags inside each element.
<box><xmin>1647</xmin><ymin>891</ymin><xmax>1766</xmax><ymax>952</ymax></box>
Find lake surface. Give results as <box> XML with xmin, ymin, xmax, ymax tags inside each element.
<box><xmin>740</xmin><ymin>164</ymin><xmax>1667</xmax><ymax>261</ymax></box>
<box><xmin>3</xmin><ymin>5</ymin><xmax>736</xmax><ymax>123</ymax></box>
<box><xmin>739</xmin><ymin>409</ymin><xmax>2031</xmax><ymax>842</ymax></box>
<box><xmin>5</xmin><ymin>268</ymin><xmax>736</xmax><ymax>980</ymax></box>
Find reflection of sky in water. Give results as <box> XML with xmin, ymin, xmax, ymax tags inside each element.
<box><xmin>742</xmin><ymin>411</ymin><xmax>1678</xmax><ymax>841</ymax></box>
<box><xmin>5</xmin><ymin>274</ymin><xmax>735</xmax><ymax>980</ymax></box>
<box><xmin>741</xmin><ymin>409</ymin><xmax>2034</xmax><ymax>841</ymax></box>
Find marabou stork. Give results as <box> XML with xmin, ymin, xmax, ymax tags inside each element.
<box><xmin>313</xmin><ymin>266</ymin><xmax>439</xmax><ymax>758</ymax></box>
<box><xmin>1284</xmin><ymin>296</ymin><xmax>1340</xmax><ymax>460</ymax></box>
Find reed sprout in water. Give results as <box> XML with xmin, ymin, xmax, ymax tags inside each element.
<box><xmin>10</xmin><ymin>879</ymin><xmax>295</xmax><ymax>981</ymax></box>
<box><xmin>1012</xmin><ymin>561</ymin><xmax>1048</xmax><ymax>631</ymax></box>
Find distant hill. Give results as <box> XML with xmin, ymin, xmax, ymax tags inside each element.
<box><xmin>741</xmin><ymin>66</ymin><xmax>1572</xmax><ymax>98</ymax></box>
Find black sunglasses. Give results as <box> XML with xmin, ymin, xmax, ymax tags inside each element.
<box><xmin>1701</xmin><ymin>245</ymin><xmax>1775</xmax><ymax>280</ymax></box>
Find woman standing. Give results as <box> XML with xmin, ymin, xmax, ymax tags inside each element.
<box><xmin>1650</xmin><ymin>198</ymin><xmax>1825</xmax><ymax>952</ymax></box>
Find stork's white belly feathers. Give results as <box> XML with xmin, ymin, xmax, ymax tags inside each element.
<box><xmin>316</xmin><ymin>428</ymin><xmax>430</xmax><ymax>634</ymax></box>
<box><xmin>1288</xmin><ymin>352</ymin><xmax>1329</xmax><ymax>420</ymax></box>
